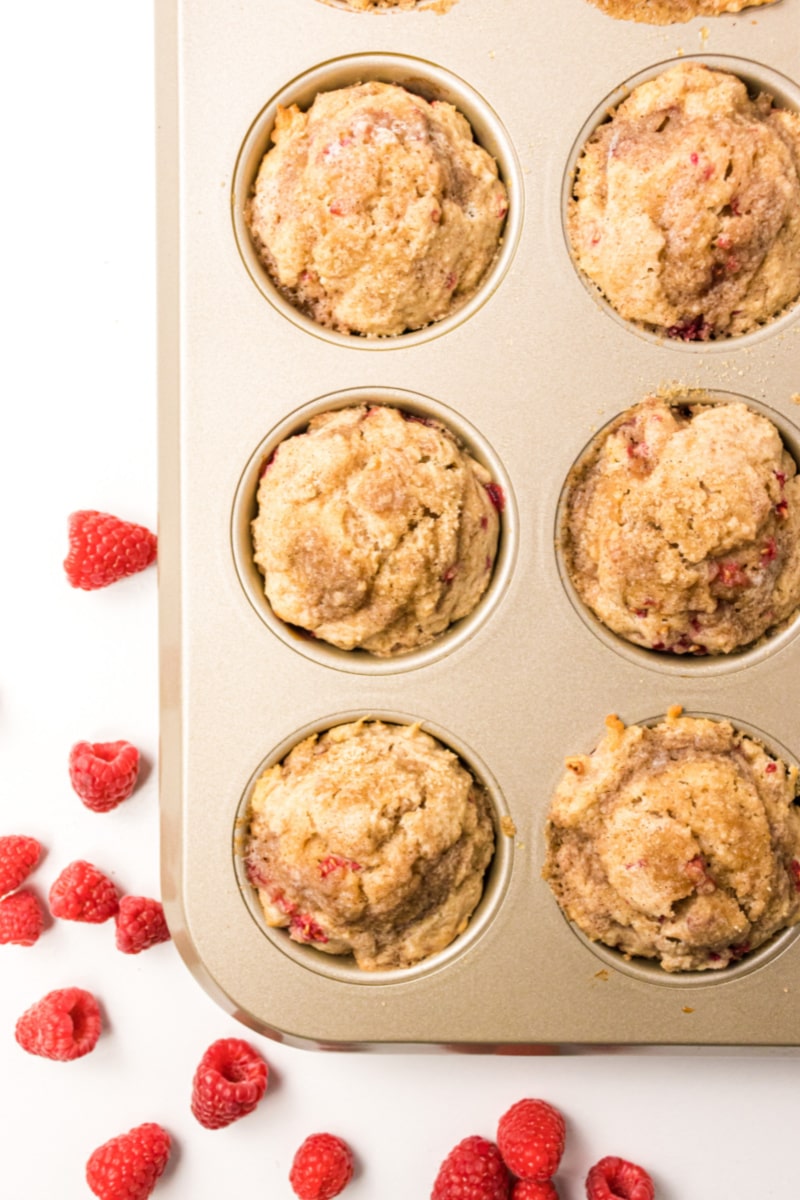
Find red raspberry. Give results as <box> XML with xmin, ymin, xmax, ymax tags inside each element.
<box><xmin>115</xmin><ymin>895</ymin><xmax>170</xmax><ymax>953</ymax></box>
<box><xmin>191</xmin><ymin>1037</ymin><xmax>269</xmax><ymax>1129</ymax></box>
<box><xmin>431</xmin><ymin>1135</ymin><xmax>511</xmax><ymax>1200</ymax></box>
<box><xmin>86</xmin><ymin>1122</ymin><xmax>171</xmax><ymax>1200</ymax></box>
<box><xmin>0</xmin><ymin>889</ymin><xmax>44</xmax><ymax>945</ymax></box>
<box><xmin>15</xmin><ymin>986</ymin><xmax>101</xmax><ymax>1060</ymax></box>
<box><xmin>64</xmin><ymin>509</ymin><xmax>157</xmax><ymax>591</ymax></box>
<box><xmin>49</xmin><ymin>860</ymin><xmax>120</xmax><ymax>923</ymax></box>
<box><xmin>69</xmin><ymin>740</ymin><xmax>140</xmax><ymax>812</ymax></box>
<box><xmin>497</xmin><ymin>1099</ymin><xmax>566</xmax><ymax>1182</ymax></box>
<box><xmin>0</xmin><ymin>835</ymin><xmax>42</xmax><ymax>896</ymax></box>
<box><xmin>585</xmin><ymin>1156</ymin><xmax>655</xmax><ymax>1200</ymax></box>
<box><xmin>513</xmin><ymin>1182</ymin><xmax>560</xmax><ymax>1200</ymax></box>
<box><xmin>289</xmin><ymin>1133</ymin><xmax>354</xmax><ymax>1200</ymax></box>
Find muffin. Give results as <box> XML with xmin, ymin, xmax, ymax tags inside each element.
<box><xmin>584</xmin><ymin>0</ymin><xmax>776</xmax><ymax>23</ymax></box>
<box><xmin>562</xmin><ymin>395</ymin><xmax>800</xmax><ymax>655</ymax></box>
<box><xmin>568</xmin><ymin>62</ymin><xmax>800</xmax><ymax>339</ymax></box>
<box><xmin>245</xmin><ymin>81</ymin><xmax>508</xmax><ymax>336</ymax></box>
<box><xmin>244</xmin><ymin>719</ymin><xmax>495</xmax><ymax>970</ymax></box>
<box><xmin>251</xmin><ymin>404</ymin><xmax>502</xmax><ymax>656</ymax></box>
<box><xmin>543</xmin><ymin>708</ymin><xmax>800</xmax><ymax>972</ymax></box>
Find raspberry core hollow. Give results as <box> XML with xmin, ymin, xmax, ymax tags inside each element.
<box><xmin>568</xmin><ymin>62</ymin><xmax>800</xmax><ymax>339</ymax></box>
<box><xmin>543</xmin><ymin>709</ymin><xmax>800</xmax><ymax>972</ymax></box>
<box><xmin>562</xmin><ymin>395</ymin><xmax>800</xmax><ymax>656</ymax></box>
<box><xmin>245</xmin><ymin>719</ymin><xmax>495</xmax><ymax>970</ymax></box>
<box><xmin>251</xmin><ymin>404</ymin><xmax>501</xmax><ymax>656</ymax></box>
<box><xmin>245</xmin><ymin>80</ymin><xmax>508</xmax><ymax>336</ymax></box>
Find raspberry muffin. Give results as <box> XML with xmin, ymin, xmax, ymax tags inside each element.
<box><xmin>244</xmin><ymin>719</ymin><xmax>495</xmax><ymax>970</ymax></box>
<box><xmin>245</xmin><ymin>81</ymin><xmax>508</xmax><ymax>336</ymax></box>
<box><xmin>568</xmin><ymin>62</ymin><xmax>800</xmax><ymax>339</ymax></box>
<box><xmin>251</xmin><ymin>404</ymin><xmax>502</xmax><ymax>656</ymax></box>
<box><xmin>585</xmin><ymin>0</ymin><xmax>776</xmax><ymax>23</ymax></box>
<box><xmin>544</xmin><ymin>708</ymin><xmax>800</xmax><ymax>972</ymax></box>
<box><xmin>562</xmin><ymin>395</ymin><xmax>800</xmax><ymax>655</ymax></box>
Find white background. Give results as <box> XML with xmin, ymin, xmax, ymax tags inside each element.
<box><xmin>2</xmin><ymin>3</ymin><xmax>799</xmax><ymax>1197</ymax></box>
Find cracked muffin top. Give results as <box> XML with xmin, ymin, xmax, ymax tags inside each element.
<box><xmin>568</xmin><ymin>62</ymin><xmax>800</xmax><ymax>339</ymax></box>
<box><xmin>251</xmin><ymin>404</ymin><xmax>502</xmax><ymax>656</ymax></box>
<box><xmin>584</xmin><ymin>0</ymin><xmax>776</xmax><ymax>23</ymax></box>
<box><xmin>543</xmin><ymin>708</ymin><xmax>800</xmax><ymax>972</ymax></box>
<box><xmin>245</xmin><ymin>80</ymin><xmax>508</xmax><ymax>336</ymax></box>
<box><xmin>245</xmin><ymin>719</ymin><xmax>496</xmax><ymax>970</ymax></box>
<box><xmin>562</xmin><ymin>395</ymin><xmax>800</xmax><ymax>656</ymax></box>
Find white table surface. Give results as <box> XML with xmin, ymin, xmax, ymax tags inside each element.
<box><xmin>2</xmin><ymin>3</ymin><xmax>799</xmax><ymax>1197</ymax></box>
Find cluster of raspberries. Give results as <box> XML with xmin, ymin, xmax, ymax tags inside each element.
<box><xmin>3</xmin><ymin>512</ymin><xmax>356</xmax><ymax>1200</ymax></box>
<box><xmin>431</xmin><ymin>1098</ymin><xmax>654</xmax><ymax>1199</ymax></box>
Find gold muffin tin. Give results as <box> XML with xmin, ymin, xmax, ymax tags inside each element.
<box><xmin>157</xmin><ymin>0</ymin><xmax>800</xmax><ymax>1048</ymax></box>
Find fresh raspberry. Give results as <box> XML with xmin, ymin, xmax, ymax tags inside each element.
<box><xmin>69</xmin><ymin>740</ymin><xmax>140</xmax><ymax>812</ymax></box>
<box><xmin>513</xmin><ymin>1181</ymin><xmax>560</xmax><ymax>1200</ymax></box>
<box><xmin>191</xmin><ymin>1037</ymin><xmax>269</xmax><ymax>1129</ymax></box>
<box><xmin>585</xmin><ymin>1156</ymin><xmax>655</xmax><ymax>1200</ymax></box>
<box><xmin>0</xmin><ymin>835</ymin><xmax>42</xmax><ymax>896</ymax></box>
<box><xmin>86</xmin><ymin>1122</ymin><xmax>171</xmax><ymax>1200</ymax></box>
<box><xmin>64</xmin><ymin>510</ymin><xmax>157</xmax><ymax>591</ymax></box>
<box><xmin>15</xmin><ymin>986</ymin><xmax>101</xmax><ymax>1060</ymax></box>
<box><xmin>497</xmin><ymin>1099</ymin><xmax>566</xmax><ymax>1182</ymax></box>
<box><xmin>0</xmin><ymin>889</ymin><xmax>44</xmax><ymax>945</ymax></box>
<box><xmin>49</xmin><ymin>860</ymin><xmax>120</xmax><ymax>923</ymax></box>
<box><xmin>431</xmin><ymin>1135</ymin><xmax>511</xmax><ymax>1200</ymax></box>
<box><xmin>289</xmin><ymin>1133</ymin><xmax>354</xmax><ymax>1200</ymax></box>
<box><xmin>115</xmin><ymin>895</ymin><xmax>170</xmax><ymax>954</ymax></box>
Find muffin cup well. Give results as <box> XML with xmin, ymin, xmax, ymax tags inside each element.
<box><xmin>231</xmin><ymin>52</ymin><xmax>523</xmax><ymax>348</ymax></box>
<box><xmin>555</xmin><ymin>389</ymin><xmax>800</xmax><ymax>677</ymax></box>
<box><xmin>547</xmin><ymin>709</ymin><xmax>800</xmax><ymax>989</ymax></box>
<box><xmin>231</xmin><ymin>387</ymin><xmax>517</xmax><ymax>673</ymax></box>
<box><xmin>561</xmin><ymin>54</ymin><xmax>800</xmax><ymax>351</ymax></box>
<box><xmin>233</xmin><ymin>711</ymin><xmax>514</xmax><ymax>986</ymax></box>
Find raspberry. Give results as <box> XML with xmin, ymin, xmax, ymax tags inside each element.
<box><xmin>289</xmin><ymin>1133</ymin><xmax>354</xmax><ymax>1200</ymax></box>
<box><xmin>115</xmin><ymin>895</ymin><xmax>170</xmax><ymax>954</ymax></box>
<box><xmin>49</xmin><ymin>860</ymin><xmax>120</xmax><ymax>923</ymax></box>
<box><xmin>0</xmin><ymin>889</ymin><xmax>44</xmax><ymax>945</ymax></box>
<box><xmin>15</xmin><ymin>986</ymin><xmax>101</xmax><ymax>1060</ymax></box>
<box><xmin>431</xmin><ymin>1135</ymin><xmax>511</xmax><ymax>1200</ymax></box>
<box><xmin>191</xmin><ymin>1037</ymin><xmax>269</xmax><ymax>1129</ymax></box>
<box><xmin>585</xmin><ymin>1156</ymin><xmax>655</xmax><ymax>1200</ymax></box>
<box><xmin>69</xmin><ymin>740</ymin><xmax>140</xmax><ymax>812</ymax></box>
<box><xmin>86</xmin><ymin>1122</ymin><xmax>171</xmax><ymax>1200</ymax></box>
<box><xmin>513</xmin><ymin>1182</ymin><xmax>560</xmax><ymax>1200</ymax></box>
<box><xmin>497</xmin><ymin>1099</ymin><xmax>566</xmax><ymax>1183</ymax></box>
<box><xmin>64</xmin><ymin>509</ymin><xmax>157</xmax><ymax>591</ymax></box>
<box><xmin>0</xmin><ymin>835</ymin><xmax>42</xmax><ymax>896</ymax></box>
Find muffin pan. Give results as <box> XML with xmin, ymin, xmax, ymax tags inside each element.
<box><xmin>156</xmin><ymin>0</ymin><xmax>800</xmax><ymax>1048</ymax></box>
